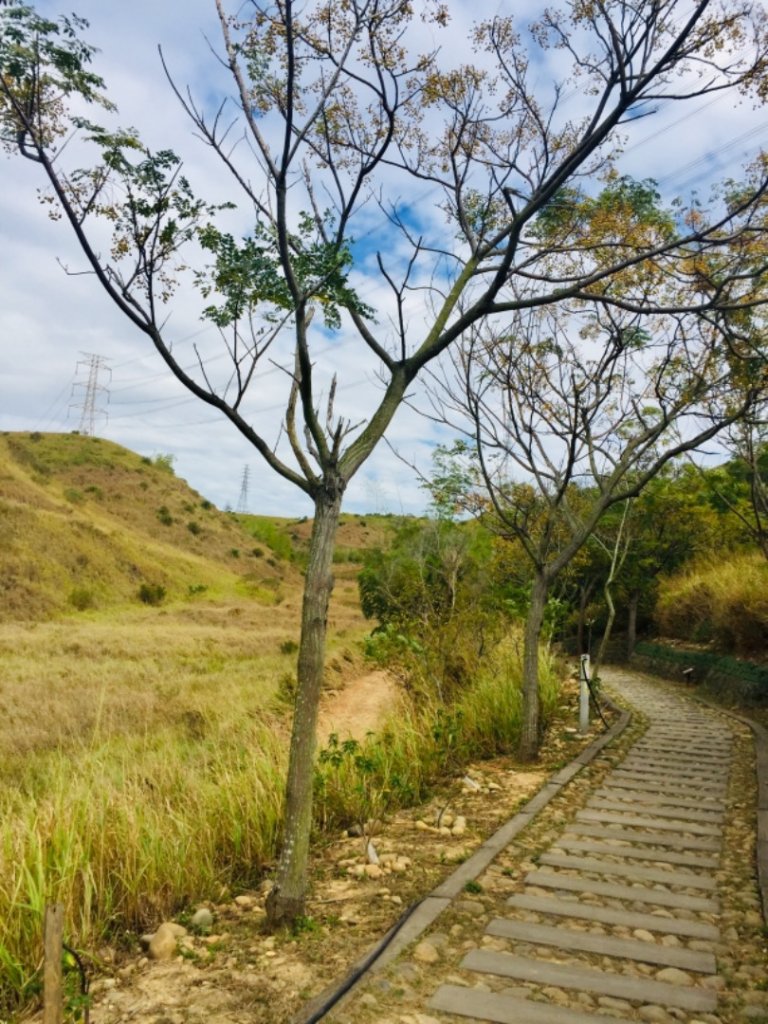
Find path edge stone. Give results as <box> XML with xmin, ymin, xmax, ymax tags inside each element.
<box><xmin>689</xmin><ymin>695</ymin><xmax>768</xmax><ymax>926</ymax></box>
<box><xmin>291</xmin><ymin>701</ymin><xmax>632</xmax><ymax>1023</ymax></box>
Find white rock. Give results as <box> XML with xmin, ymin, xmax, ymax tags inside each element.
<box><xmin>191</xmin><ymin>907</ymin><xmax>214</xmax><ymax>930</ymax></box>
<box><xmin>413</xmin><ymin>941</ymin><xmax>440</xmax><ymax>964</ymax></box>
<box><xmin>148</xmin><ymin>924</ymin><xmax>178</xmax><ymax>960</ymax></box>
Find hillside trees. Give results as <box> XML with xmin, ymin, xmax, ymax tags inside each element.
<box><xmin>3</xmin><ymin>1</ymin><xmax>768</xmax><ymax>925</ymax></box>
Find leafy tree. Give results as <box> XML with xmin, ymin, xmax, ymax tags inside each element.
<box><xmin>359</xmin><ymin>515</ymin><xmax>504</xmax><ymax>701</ymax></box>
<box><xmin>3</xmin><ymin>0</ymin><xmax>768</xmax><ymax>923</ymax></box>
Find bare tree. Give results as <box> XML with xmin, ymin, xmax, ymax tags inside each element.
<box><xmin>435</xmin><ymin>304</ymin><xmax>765</xmax><ymax>759</ymax></box>
<box><xmin>2</xmin><ymin>0</ymin><xmax>768</xmax><ymax>924</ymax></box>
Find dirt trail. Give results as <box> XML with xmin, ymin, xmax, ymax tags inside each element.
<box><xmin>317</xmin><ymin>669</ymin><xmax>399</xmax><ymax>743</ymax></box>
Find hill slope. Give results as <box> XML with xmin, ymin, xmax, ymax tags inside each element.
<box><xmin>0</xmin><ymin>432</ymin><xmax>296</xmax><ymax>620</ymax></box>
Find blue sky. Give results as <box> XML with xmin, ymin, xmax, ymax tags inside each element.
<box><xmin>2</xmin><ymin>2</ymin><xmax>767</xmax><ymax>515</ymax></box>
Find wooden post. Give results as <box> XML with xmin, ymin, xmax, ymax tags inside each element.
<box><xmin>43</xmin><ymin>903</ymin><xmax>64</xmax><ymax>1024</ymax></box>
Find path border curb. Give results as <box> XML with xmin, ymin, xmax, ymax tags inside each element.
<box><xmin>292</xmin><ymin>703</ymin><xmax>632</xmax><ymax>1023</ymax></box>
<box><xmin>689</xmin><ymin>697</ymin><xmax>768</xmax><ymax>924</ymax></box>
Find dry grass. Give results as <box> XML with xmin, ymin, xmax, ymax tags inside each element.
<box><xmin>0</xmin><ymin>583</ymin><xmax>370</xmax><ymax>1018</ymax></box>
<box><xmin>655</xmin><ymin>552</ymin><xmax>768</xmax><ymax>654</ymax></box>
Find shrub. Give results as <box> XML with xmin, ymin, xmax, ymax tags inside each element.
<box><xmin>156</xmin><ymin>506</ymin><xmax>173</xmax><ymax>527</ymax></box>
<box><xmin>68</xmin><ymin>587</ymin><xmax>95</xmax><ymax>611</ymax></box>
<box><xmin>138</xmin><ymin>583</ymin><xmax>166</xmax><ymax>606</ymax></box>
<box><xmin>187</xmin><ymin>521</ymin><xmax>202</xmax><ymax>536</ymax></box>
<box><xmin>279</xmin><ymin>640</ymin><xmax>299</xmax><ymax>656</ymax></box>
<box><xmin>152</xmin><ymin>453</ymin><xmax>175</xmax><ymax>474</ymax></box>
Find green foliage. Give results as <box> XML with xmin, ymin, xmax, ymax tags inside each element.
<box><xmin>152</xmin><ymin>453</ymin><xmax>175</xmax><ymax>474</ymax></box>
<box><xmin>186</xmin><ymin>520</ymin><xmax>201</xmax><ymax>536</ymax></box>
<box><xmin>138</xmin><ymin>583</ymin><xmax>166</xmax><ymax>606</ymax></box>
<box><xmin>68</xmin><ymin>587</ymin><xmax>95</xmax><ymax>611</ymax></box>
<box><xmin>156</xmin><ymin>506</ymin><xmax>173</xmax><ymax>526</ymax></box>
<box><xmin>358</xmin><ymin>516</ymin><xmax>506</xmax><ymax>699</ymax></box>
<box><xmin>534</xmin><ymin>176</ymin><xmax>675</xmax><ymax>243</ymax></box>
<box><xmin>196</xmin><ymin>213</ymin><xmax>375</xmax><ymax>331</ymax></box>
<box><xmin>241</xmin><ymin>516</ymin><xmax>296</xmax><ymax>562</ymax></box>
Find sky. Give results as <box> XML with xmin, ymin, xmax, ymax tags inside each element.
<box><xmin>2</xmin><ymin>1</ymin><xmax>767</xmax><ymax>517</ymax></box>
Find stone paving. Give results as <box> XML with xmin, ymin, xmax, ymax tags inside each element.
<box><xmin>323</xmin><ymin>668</ymin><xmax>768</xmax><ymax>1024</ymax></box>
<box><xmin>429</xmin><ymin>674</ymin><xmax>731</xmax><ymax>1022</ymax></box>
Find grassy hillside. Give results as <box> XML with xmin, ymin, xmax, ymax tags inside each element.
<box><xmin>0</xmin><ymin>431</ymin><xmax>302</xmax><ymax>620</ymax></box>
<box><xmin>655</xmin><ymin>551</ymin><xmax>768</xmax><ymax>655</ymax></box>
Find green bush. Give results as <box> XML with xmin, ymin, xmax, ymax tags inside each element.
<box><xmin>156</xmin><ymin>506</ymin><xmax>173</xmax><ymax>527</ymax></box>
<box><xmin>138</xmin><ymin>583</ymin><xmax>166</xmax><ymax>606</ymax></box>
<box><xmin>68</xmin><ymin>587</ymin><xmax>95</xmax><ymax>611</ymax></box>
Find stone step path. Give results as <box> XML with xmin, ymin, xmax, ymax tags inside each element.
<box><xmin>427</xmin><ymin>673</ymin><xmax>735</xmax><ymax>1023</ymax></box>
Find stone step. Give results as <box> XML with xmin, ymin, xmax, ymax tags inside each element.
<box><xmin>604</xmin><ymin>773</ymin><xmax>727</xmax><ymax>798</ymax></box>
<box><xmin>613</xmin><ymin>765</ymin><xmax>728</xmax><ymax>785</ymax></box>
<box><xmin>596</xmin><ymin>786</ymin><xmax>725</xmax><ymax>812</ymax></box>
<box><xmin>619</xmin><ymin>760</ymin><xmax>729</xmax><ymax>781</ymax></box>
<box><xmin>554</xmin><ymin>836</ymin><xmax>719</xmax><ymax>868</ymax></box>
<box><xmin>567</xmin><ymin>822</ymin><xmax>721</xmax><ymax>851</ymax></box>
<box><xmin>612</xmin><ymin>766</ymin><xmax>727</xmax><ymax>787</ymax></box>
<box><xmin>505</xmin><ymin>893</ymin><xmax>720</xmax><ymax>939</ymax></box>
<box><xmin>538</xmin><ymin>852</ymin><xmax>717</xmax><ymax>889</ymax></box>
<box><xmin>630</xmin><ymin>748</ymin><xmax>731</xmax><ymax>762</ymax></box>
<box><xmin>486</xmin><ymin>918</ymin><xmax>716</xmax><ymax>973</ymax></box>
<box><xmin>525</xmin><ymin>870</ymin><xmax>719</xmax><ymax>912</ymax></box>
<box><xmin>460</xmin><ymin>950</ymin><xmax>718</xmax><ymax>1012</ymax></box>
<box><xmin>576</xmin><ymin>809</ymin><xmax>722</xmax><ymax>836</ymax></box>
<box><xmin>622</xmin><ymin>753</ymin><xmax>731</xmax><ymax>769</ymax></box>
<box><xmin>429</xmin><ymin>984</ymin><xmax>633</xmax><ymax>1024</ymax></box>
<box><xmin>586</xmin><ymin>797</ymin><xmax>724</xmax><ymax>824</ymax></box>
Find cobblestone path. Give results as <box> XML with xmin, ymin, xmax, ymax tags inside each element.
<box><xmin>326</xmin><ymin>668</ymin><xmax>767</xmax><ymax>1024</ymax></box>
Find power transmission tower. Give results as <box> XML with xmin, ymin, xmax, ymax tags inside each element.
<box><xmin>71</xmin><ymin>353</ymin><xmax>111</xmax><ymax>436</ymax></box>
<box><xmin>237</xmin><ymin>465</ymin><xmax>251</xmax><ymax>513</ymax></box>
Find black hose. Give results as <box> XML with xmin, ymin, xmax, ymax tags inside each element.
<box><xmin>294</xmin><ymin>897</ymin><xmax>426</xmax><ymax>1024</ymax></box>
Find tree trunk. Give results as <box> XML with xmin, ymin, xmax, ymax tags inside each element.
<box><xmin>592</xmin><ymin>578</ymin><xmax>616</xmax><ymax>682</ymax></box>
<box><xmin>519</xmin><ymin>571</ymin><xmax>548</xmax><ymax>762</ymax></box>
<box><xmin>576</xmin><ymin>578</ymin><xmax>595</xmax><ymax>655</ymax></box>
<box><xmin>266</xmin><ymin>486</ymin><xmax>342</xmax><ymax>927</ymax></box>
<box><xmin>627</xmin><ymin>590</ymin><xmax>640</xmax><ymax>659</ymax></box>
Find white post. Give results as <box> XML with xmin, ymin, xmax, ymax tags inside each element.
<box><xmin>579</xmin><ymin>654</ymin><xmax>590</xmax><ymax>735</ymax></box>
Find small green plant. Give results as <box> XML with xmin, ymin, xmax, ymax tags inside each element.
<box><xmin>201</xmin><ymin>499</ymin><xmax>213</xmax><ymax>510</ymax></box>
<box><xmin>251</xmin><ymin>547</ymin><xmax>264</xmax><ymax>557</ymax></box>
<box><xmin>276</xmin><ymin>672</ymin><xmax>297</xmax><ymax>703</ymax></box>
<box><xmin>63</xmin><ymin>487</ymin><xmax>84</xmax><ymax>504</ymax></box>
<box><xmin>138</xmin><ymin>583</ymin><xmax>166</xmax><ymax>606</ymax></box>
<box><xmin>280</xmin><ymin>640</ymin><xmax>299</xmax><ymax>656</ymax></box>
<box><xmin>230</xmin><ymin>548</ymin><xmax>240</xmax><ymax>558</ymax></box>
<box><xmin>156</xmin><ymin>506</ymin><xmax>173</xmax><ymax>526</ymax></box>
<box><xmin>68</xmin><ymin>587</ymin><xmax>95</xmax><ymax>612</ymax></box>
<box><xmin>187</xmin><ymin>583</ymin><xmax>208</xmax><ymax>597</ymax></box>
<box><xmin>187</xmin><ymin>521</ymin><xmax>202</xmax><ymax>535</ymax></box>
<box><xmin>464</xmin><ymin>880</ymin><xmax>483</xmax><ymax>894</ymax></box>
<box><xmin>152</xmin><ymin>453</ymin><xmax>175</xmax><ymax>474</ymax></box>
<box><xmin>292</xmin><ymin>915</ymin><xmax>321</xmax><ymax>937</ymax></box>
